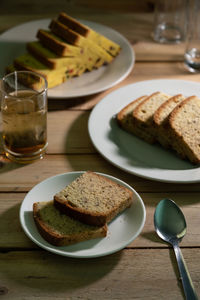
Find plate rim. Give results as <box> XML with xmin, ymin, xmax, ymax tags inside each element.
<box><xmin>88</xmin><ymin>79</ymin><xmax>200</xmax><ymax>183</ymax></box>
<box><xmin>0</xmin><ymin>18</ymin><xmax>135</xmax><ymax>99</ymax></box>
<box><xmin>19</xmin><ymin>171</ymin><xmax>146</xmax><ymax>258</ymax></box>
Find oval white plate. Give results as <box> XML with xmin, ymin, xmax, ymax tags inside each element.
<box><xmin>19</xmin><ymin>171</ymin><xmax>146</xmax><ymax>258</ymax></box>
<box><xmin>88</xmin><ymin>79</ymin><xmax>200</xmax><ymax>183</ymax></box>
<box><xmin>0</xmin><ymin>19</ymin><xmax>134</xmax><ymax>98</ymax></box>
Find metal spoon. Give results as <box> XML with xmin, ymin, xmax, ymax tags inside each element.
<box><xmin>154</xmin><ymin>198</ymin><xmax>198</xmax><ymax>300</ymax></box>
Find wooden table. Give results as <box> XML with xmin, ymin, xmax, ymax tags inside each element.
<box><xmin>1</xmin><ymin>3</ymin><xmax>200</xmax><ymax>299</ymax></box>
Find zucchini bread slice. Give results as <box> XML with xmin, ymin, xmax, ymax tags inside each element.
<box><xmin>54</xmin><ymin>171</ymin><xmax>133</xmax><ymax>226</ymax></box>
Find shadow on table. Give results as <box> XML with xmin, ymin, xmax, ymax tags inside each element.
<box><xmin>2</xmin><ymin>204</ymin><xmax>124</xmax><ymax>294</ymax></box>
<box><xmin>3</xmin><ymin>248</ymin><xmax>123</xmax><ymax>295</ymax></box>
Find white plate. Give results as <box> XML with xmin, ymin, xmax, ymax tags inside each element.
<box><xmin>0</xmin><ymin>19</ymin><xmax>134</xmax><ymax>98</ymax></box>
<box><xmin>88</xmin><ymin>79</ymin><xmax>200</xmax><ymax>183</ymax></box>
<box><xmin>19</xmin><ymin>171</ymin><xmax>146</xmax><ymax>258</ymax></box>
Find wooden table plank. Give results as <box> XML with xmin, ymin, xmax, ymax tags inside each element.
<box><xmin>1</xmin><ymin>154</ymin><xmax>200</xmax><ymax>192</ymax></box>
<box><xmin>0</xmin><ymin>249</ymin><xmax>199</xmax><ymax>299</ymax></box>
<box><xmin>47</xmin><ymin>111</ymin><xmax>94</xmax><ymax>154</ymax></box>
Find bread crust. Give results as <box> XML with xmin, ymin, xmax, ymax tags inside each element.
<box><xmin>168</xmin><ymin>96</ymin><xmax>200</xmax><ymax>164</ymax></box>
<box><xmin>132</xmin><ymin>92</ymin><xmax>170</xmax><ymax>143</ymax></box>
<box><xmin>33</xmin><ymin>202</ymin><xmax>107</xmax><ymax>246</ymax></box>
<box><xmin>153</xmin><ymin>94</ymin><xmax>185</xmax><ymax>148</ymax></box>
<box><xmin>117</xmin><ymin>96</ymin><xmax>147</xmax><ymax>123</ymax></box>
<box><xmin>37</xmin><ymin>29</ymin><xmax>74</xmax><ymax>56</ymax></box>
<box><xmin>49</xmin><ymin>19</ymin><xmax>80</xmax><ymax>45</ymax></box>
<box><xmin>153</xmin><ymin>94</ymin><xmax>184</xmax><ymax>126</ymax></box>
<box><xmin>58</xmin><ymin>12</ymin><xmax>89</xmax><ymax>36</ymax></box>
<box><xmin>57</xmin><ymin>12</ymin><xmax>120</xmax><ymax>57</ymax></box>
<box><xmin>117</xmin><ymin>95</ymin><xmax>157</xmax><ymax>143</ymax></box>
<box><xmin>54</xmin><ymin>171</ymin><xmax>133</xmax><ymax>226</ymax></box>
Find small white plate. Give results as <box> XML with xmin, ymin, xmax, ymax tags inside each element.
<box><xmin>0</xmin><ymin>19</ymin><xmax>134</xmax><ymax>98</ymax></box>
<box><xmin>19</xmin><ymin>171</ymin><xmax>146</xmax><ymax>258</ymax></box>
<box><xmin>88</xmin><ymin>79</ymin><xmax>200</xmax><ymax>183</ymax></box>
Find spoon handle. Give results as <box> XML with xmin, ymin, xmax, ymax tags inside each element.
<box><xmin>173</xmin><ymin>243</ymin><xmax>199</xmax><ymax>300</ymax></box>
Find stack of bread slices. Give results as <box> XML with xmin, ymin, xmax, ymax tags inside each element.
<box><xmin>6</xmin><ymin>12</ymin><xmax>121</xmax><ymax>88</ymax></box>
<box><xmin>117</xmin><ymin>92</ymin><xmax>200</xmax><ymax>164</ymax></box>
<box><xmin>33</xmin><ymin>171</ymin><xmax>133</xmax><ymax>246</ymax></box>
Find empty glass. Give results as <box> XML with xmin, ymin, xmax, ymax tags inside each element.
<box><xmin>184</xmin><ymin>0</ymin><xmax>200</xmax><ymax>72</ymax></box>
<box><xmin>153</xmin><ymin>0</ymin><xmax>187</xmax><ymax>44</ymax></box>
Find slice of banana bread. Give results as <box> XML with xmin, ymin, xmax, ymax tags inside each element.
<box><xmin>153</xmin><ymin>94</ymin><xmax>185</xmax><ymax>148</ymax></box>
<box><xmin>117</xmin><ymin>95</ymin><xmax>156</xmax><ymax>143</ymax></box>
<box><xmin>168</xmin><ymin>96</ymin><xmax>200</xmax><ymax>164</ymax></box>
<box><xmin>54</xmin><ymin>171</ymin><xmax>133</xmax><ymax>226</ymax></box>
<box><xmin>33</xmin><ymin>200</ymin><xmax>107</xmax><ymax>246</ymax></box>
<box><xmin>132</xmin><ymin>92</ymin><xmax>170</xmax><ymax>143</ymax></box>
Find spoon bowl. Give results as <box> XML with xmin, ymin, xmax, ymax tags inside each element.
<box><xmin>154</xmin><ymin>198</ymin><xmax>187</xmax><ymax>243</ymax></box>
<box><xmin>154</xmin><ymin>198</ymin><xmax>198</xmax><ymax>300</ymax></box>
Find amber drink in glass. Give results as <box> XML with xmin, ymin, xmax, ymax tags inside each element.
<box><xmin>1</xmin><ymin>71</ymin><xmax>48</xmax><ymax>163</ymax></box>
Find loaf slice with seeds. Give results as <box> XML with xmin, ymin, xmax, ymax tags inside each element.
<box><xmin>153</xmin><ymin>94</ymin><xmax>185</xmax><ymax>148</ymax></box>
<box><xmin>33</xmin><ymin>201</ymin><xmax>107</xmax><ymax>246</ymax></box>
<box><xmin>168</xmin><ymin>96</ymin><xmax>200</xmax><ymax>164</ymax></box>
<box><xmin>54</xmin><ymin>171</ymin><xmax>133</xmax><ymax>226</ymax></box>
<box><xmin>132</xmin><ymin>92</ymin><xmax>170</xmax><ymax>143</ymax></box>
<box><xmin>116</xmin><ymin>96</ymin><xmax>156</xmax><ymax>143</ymax></box>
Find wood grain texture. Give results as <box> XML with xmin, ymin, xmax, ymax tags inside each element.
<box><xmin>0</xmin><ymin>249</ymin><xmax>199</xmax><ymax>299</ymax></box>
<box><xmin>1</xmin><ymin>155</ymin><xmax>200</xmax><ymax>192</ymax></box>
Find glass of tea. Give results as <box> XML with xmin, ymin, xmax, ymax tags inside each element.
<box><xmin>1</xmin><ymin>70</ymin><xmax>48</xmax><ymax>163</ymax></box>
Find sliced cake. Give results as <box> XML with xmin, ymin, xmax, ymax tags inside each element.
<box><xmin>168</xmin><ymin>96</ymin><xmax>200</xmax><ymax>164</ymax></box>
<box><xmin>36</xmin><ymin>29</ymin><xmax>101</xmax><ymax>71</ymax></box>
<box><xmin>49</xmin><ymin>19</ymin><xmax>113</xmax><ymax>64</ymax></box>
<box><xmin>37</xmin><ymin>29</ymin><xmax>82</xmax><ymax>57</ymax></box>
<box><xmin>54</xmin><ymin>171</ymin><xmax>133</xmax><ymax>226</ymax></box>
<box><xmin>132</xmin><ymin>92</ymin><xmax>170</xmax><ymax>143</ymax></box>
<box><xmin>153</xmin><ymin>94</ymin><xmax>185</xmax><ymax>148</ymax></box>
<box><xmin>27</xmin><ymin>41</ymin><xmax>87</xmax><ymax>76</ymax></box>
<box><xmin>14</xmin><ymin>53</ymin><xmax>68</xmax><ymax>88</ymax></box>
<box><xmin>6</xmin><ymin>64</ymin><xmax>45</xmax><ymax>90</ymax></box>
<box><xmin>116</xmin><ymin>96</ymin><xmax>157</xmax><ymax>143</ymax></box>
<box><xmin>57</xmin><ymin>12</ymin><xmax>121</xmax><ymax>57</ymax></box>
<box><xmin>33</xmin><ymin>201</ymin><xmax>107</xmax><ymax>246</ymax></box>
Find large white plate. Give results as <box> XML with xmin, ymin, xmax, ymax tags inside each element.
<box><xmin>88</xmin><ymin>79</ymin><xmax>200</xmax><ymax>183</ymax></box>
<box><xmin>0</xmin><ymin>19</ymin><xmax>134</xmax><ymax>98</ymax></box>
<box><xmin>19</xmin><ymin>171</ymin><xmax>146</xmax><ymax>258</ymax></box>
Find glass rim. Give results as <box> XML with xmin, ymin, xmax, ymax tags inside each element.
<box><xmin>1</xmin><ymin>70</ymin><xmax>48</xmax><ymax>98</ymax></box>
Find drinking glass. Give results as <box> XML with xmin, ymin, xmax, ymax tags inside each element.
<box><xmin>153</xmin><ymin>0</ymin><xmax>187</xmax><ymax>44</ymax></box>
<box><xmin>1</xmin><ymin>71</ymin><xmax>48</xmax><ymax>163</ymax></box>
<box><xmin>184</xmin><ymin>0</ymin><xmax>200</xmax><ymax>72</ymax></box>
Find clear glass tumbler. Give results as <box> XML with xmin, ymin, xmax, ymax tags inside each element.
<box><xmin>1</xmin><ymin>71</ymin><xmax>48</xmax><ymax>163</ymax></box>
<box><xmin>184</xmin><ymin>0</ymin><xmax>200</xmax><ymax>72</ymax></box>
<box><xmin>153</xmin><ymin>0</ymin><xmax>187</xmax><ymax>44</ymax></box>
